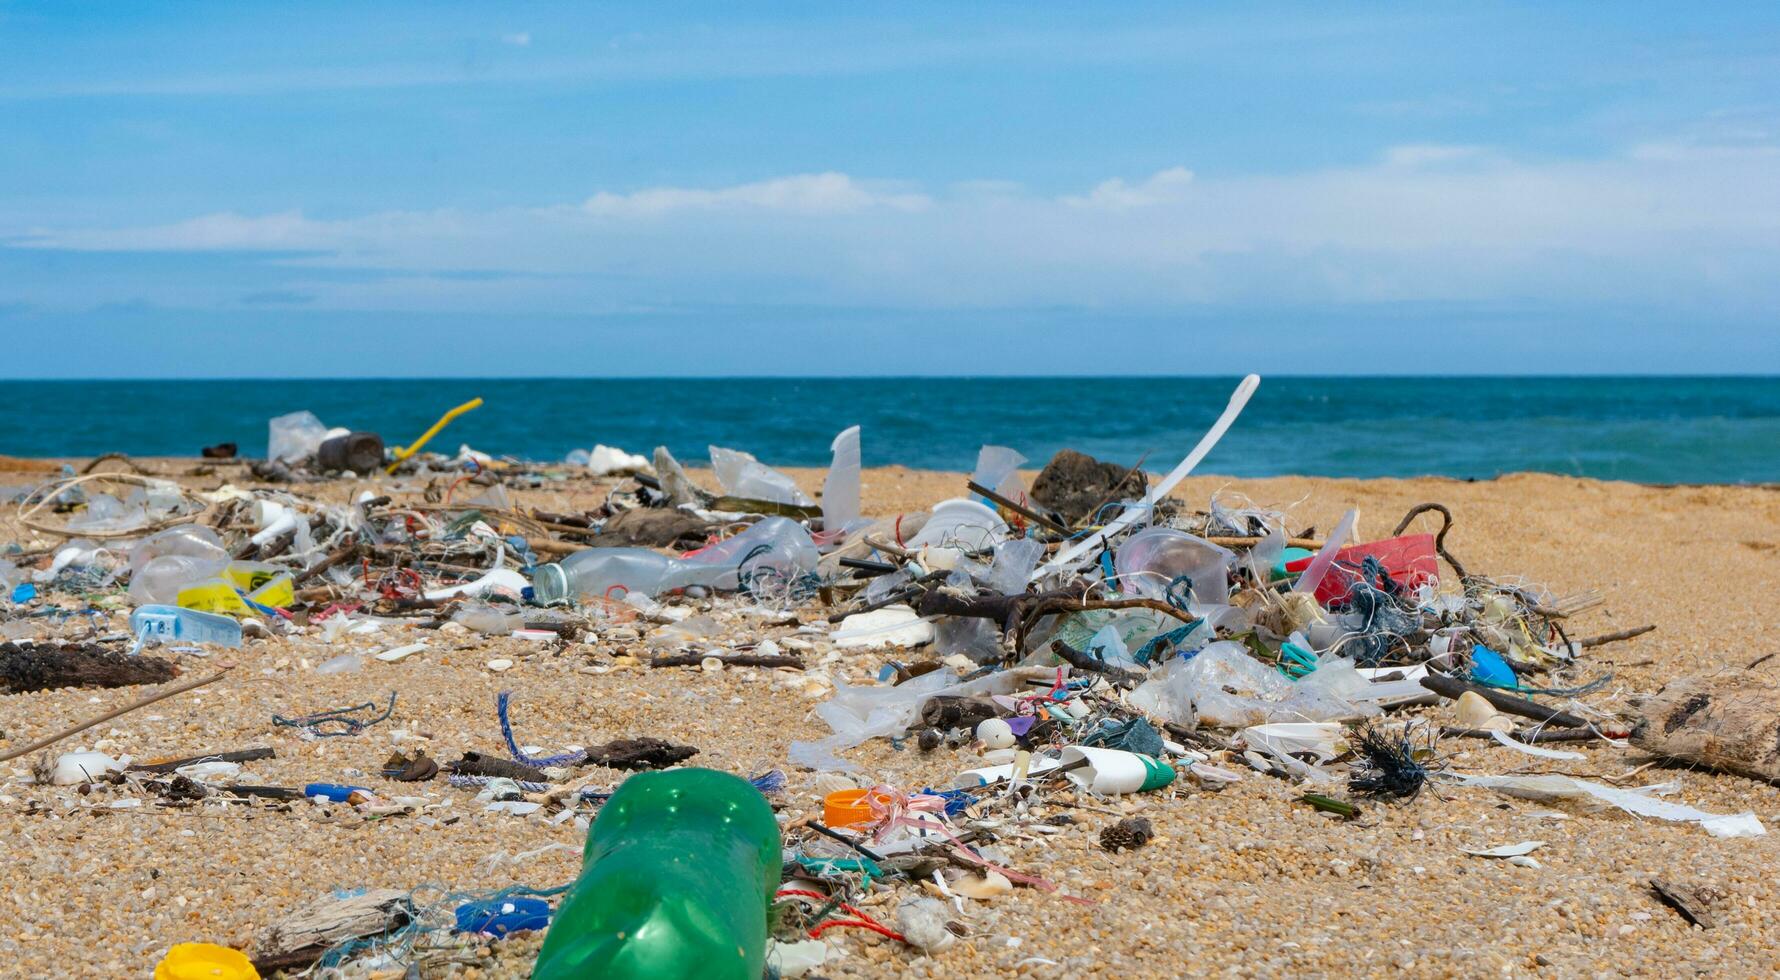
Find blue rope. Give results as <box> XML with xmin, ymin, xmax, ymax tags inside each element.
<box><xmin>496</xmin><ymin>691</ymin><xmax>588</xmax><ymax>767</ymax></box>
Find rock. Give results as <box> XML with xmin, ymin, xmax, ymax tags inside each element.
<box><xmin>1029</xmin><ymin>450</ymin><xmax>1149</xmax><ymax>523</ymax></box>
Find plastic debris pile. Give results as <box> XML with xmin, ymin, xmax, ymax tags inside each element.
<box><xmin>0</xmin><ymin>377</ymin><xmax>1749</xmax><ymax>977</ymax></box>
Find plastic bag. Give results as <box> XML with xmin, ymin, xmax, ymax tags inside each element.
<box><xmin>971</xmin><ymin>446</ymin><xmax>1027</xmax><ymax>504</ymax></box>
<box><xmin>979</xmin><ymin>537</ymin><xmax>1044</xmax><ymax>596</ymax></box>
<box><xmin>268</xmin><ymin>410</ymin><xmax>329</xmax><ymax>463</ymax></box>
<box><xmin>1128</xmin><ymin>642</ymin><xmax>1381</xmax><ymax>728</ymax></box>
<box><xmin>709</xmin><ymin>446</ymin><xmax>813</xmax><ymax>506</ymax></box>
<box><xmin>129</xmin><ymin>525</ymin><xmax>226</xmax><ymax>575</ymax></box>
<box><xmin>904</xmin><ymin>498</ymin><xmax>1007</xmax><ymax>552</ymax></box>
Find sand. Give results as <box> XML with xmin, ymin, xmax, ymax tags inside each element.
<box><xmin>2</xmin><ymin>459</ymin><xmax>1779</xmax><ymax>978</ymax></box>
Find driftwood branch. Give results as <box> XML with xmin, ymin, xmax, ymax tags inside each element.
<box><xmin>1391</xmin><ymin>502</ymin><xmax>1470</xmax><ymax>581</ymax></box>
<box><xmin>1048</xmin><ymin>640</ymin><xmax>1144</xmax><ymax>684</ymax></box>
<box><xmin>1419</xmin><ymin>673</ymin><xmax>1586</xmax><ymax>728</ymax></box>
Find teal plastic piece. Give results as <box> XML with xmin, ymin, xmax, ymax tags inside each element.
<box><xmin>1271</xmin><ymin>548</ymin><xmax>1315</xmax><ymax>581</ymax></box>
<box><xmin>1278</xmin><ymin>640</ymin><xmax>1319</xmax><ymax>677</ymax></box>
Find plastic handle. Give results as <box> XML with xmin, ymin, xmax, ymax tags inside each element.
<box><xmin>1035</xmin><ymin>374</ymin><xmax>1260</xmax><ymax>579</ymax></box>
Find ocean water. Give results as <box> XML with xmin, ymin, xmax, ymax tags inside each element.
<box><xmin>4</xmin><ymin>377</ymin><xmax>1777</xmax><ymax>484</ymax></box>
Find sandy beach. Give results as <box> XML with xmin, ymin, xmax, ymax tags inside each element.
<box><xmin>3</xmin><ymin>458</ymin><xmax>1779</xmax><ymax>978</ymax></box>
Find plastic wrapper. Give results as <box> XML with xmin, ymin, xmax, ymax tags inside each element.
<box><xmin>1456</xmin><ymin>773</ymin><xmax>1765</xmax><ymax>838</ymax></box>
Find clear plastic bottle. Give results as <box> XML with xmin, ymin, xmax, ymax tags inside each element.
<box><xmin>129</xmin><ymin>555</ymin><xmax>229</xmax><ymax>604</ymax></box>
<box><xmin>128</xmin><ymin>525</ymin><xmax>227</xmax><ymax>575</ymax></box>
<box><xmin>533</xmin><ymin>548</ymin><xmax>677</xmax><ymax>605</ymax></box>
<box><xmin>532</xmin><ymin>517</ymin><xmax>817</xmax><ymax>604</ymax></box>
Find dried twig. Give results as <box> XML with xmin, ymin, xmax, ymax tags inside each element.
<box><xmin>0</xmin><ymin>667</ymin><xmax>234</xmax><ymax>764</ymax></box>
<box><xmin>1576</xmin><ymin>624</ymin><xmax>1656</xmax><ymax>649</ymax></box>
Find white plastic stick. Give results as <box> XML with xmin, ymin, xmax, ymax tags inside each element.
<box><xmin>1035</xmin><ymin>374</ymin><xmax>1260</xmax><ymax>579</ymax></box>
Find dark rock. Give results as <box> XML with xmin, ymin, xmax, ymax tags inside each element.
<box><xmin>918</xmin><ymin>695</ymin><xmax>1001</xmax><ymax>732</ymax></box>
<box><xmin>1030</xmin><ymin>450</ymin><xmax>1148</xmax><ymax>523</ymax></box>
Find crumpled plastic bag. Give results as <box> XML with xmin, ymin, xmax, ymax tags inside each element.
<box><xmin>789</xmin><ymin>669</ymin><xmax>1039</xmax><ymax>772</ymax></box>
<box><xmin>1127</xmin><ymin>641</ymin><xmax>1381</xmax><ymax>728</ymax></box>
<box><xmin>268</xmin><ymin>410</ymin><xmax>329</xmax><ymax>463</ymax></box>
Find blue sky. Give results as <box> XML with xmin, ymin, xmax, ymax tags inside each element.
<box><xmin>3</xmin><ymin>2</ymin><xmax>1778</xmax><ymax>376</ymax></box>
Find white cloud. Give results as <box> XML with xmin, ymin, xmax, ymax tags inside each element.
<box><xmin>502</xmin><ymin>32</ymin><xmax>532</xmax><ymax>47</ymax></box>
<box><xmin>12</xmin><ymin>144</ymin><xmax>1780</xmax><ymax>314</ymax></box>
<box><xmin>580</xmin><ymin>172</ymin><xmax>930</xmax><ymax>216</ymax></box>
<box><xmin>1064</xmin><ymin>166</ymin><xmax>1194</xmax><ymax>209</ymax></box>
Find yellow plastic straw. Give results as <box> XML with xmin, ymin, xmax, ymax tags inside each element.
<box><xmin>386</xmin><ymin>397</ymin><xmax>484</xmax><ymax>473</ymax></box>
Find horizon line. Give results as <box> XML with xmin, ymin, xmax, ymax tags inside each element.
<box><xmin>12</xmin><ymin>372</ymin><xmax>1780</xmax><ymax>383</ymax></box>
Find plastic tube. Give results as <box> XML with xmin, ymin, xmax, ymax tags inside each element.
<box><xmin>386</xmin><ymin>397</ymin><xmax>484</xmax><ymax>473</ymax></box>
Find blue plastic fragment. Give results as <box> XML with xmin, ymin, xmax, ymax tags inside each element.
<box><xmin>455</xmin><ymin>896</ymin><xmax>552</xmax><ymax>938</ymax></box>
<box><xmin>302</xmin><ymin>783</ymin><xmax>372</xmax><ymax>802</ymax></box>
<box><xmin>1469</xmin><ymin>647</ymin><xmax>1518</xmax><ymax>689</ymax></box>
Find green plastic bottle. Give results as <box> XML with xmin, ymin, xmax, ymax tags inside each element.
<box><xmin>533</xmin><ymin>768</ymin><xmax>782</xmax><ymax>979</ymax></box>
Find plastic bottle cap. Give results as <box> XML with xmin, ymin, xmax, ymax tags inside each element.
<box><xmin>154</xmin><ymin>942</ymin><xmax>259</xmax><ymax>980</ymax></box>
<box><xmin>822</xmin><ymin>788</ymin><xmax>895</xmax><ymax>828</ymax></box>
